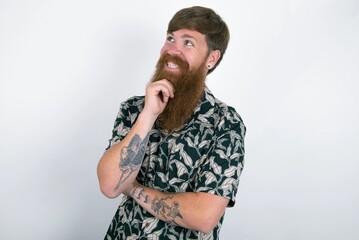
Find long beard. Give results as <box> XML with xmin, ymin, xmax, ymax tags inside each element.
<box><xmin>150</xmin><ymin>54</ymin><xmax>207</xmax><ymax>132</ymax></box>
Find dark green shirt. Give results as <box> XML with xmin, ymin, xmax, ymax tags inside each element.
<box><xmin>105</xmin><ymin>87</ymin><xmax>246</xmax><ymax>240</ymax></box>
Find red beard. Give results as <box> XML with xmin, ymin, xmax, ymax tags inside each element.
<box><xmin>150</xmin><ymin>53</ymin><xmax>208</xmax><ymax>132</ymax></box>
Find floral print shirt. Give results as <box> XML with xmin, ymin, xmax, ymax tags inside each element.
<box><xmin>104</xmin><ymin>87</ymin><xmax>246</xmax><ymax>240</ymax></box>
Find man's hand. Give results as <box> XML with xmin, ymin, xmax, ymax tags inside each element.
<box><xmin>143</xmin><ymin>79</ymin><xmax>175</xmax><ymax>118</ymax></box>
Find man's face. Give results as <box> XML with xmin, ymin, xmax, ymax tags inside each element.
<box><xmin>159</xmin><ymin>29</ymin><xmax>211</xmax><ymax>76</ymax></box>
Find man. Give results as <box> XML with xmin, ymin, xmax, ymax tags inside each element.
<box><xmin>97</xmin><ymin>6</ymin><xmax>246</xmax><ymax>239</ymax></box>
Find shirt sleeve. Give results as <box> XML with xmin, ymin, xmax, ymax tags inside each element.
<box><xmin>105</xmin><ymin>100</ymin><xmax>133</xmax><ymax>151</ymax></box>
<box><xmin>195</xmin><ymin>108</ymin><xmax>246</xmax><ymax>207</ymax></box>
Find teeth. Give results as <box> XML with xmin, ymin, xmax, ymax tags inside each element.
<box><xmin>167</xmin><ymin>62</ymin><xmax>178</xmax><ymax>69</ymax></box>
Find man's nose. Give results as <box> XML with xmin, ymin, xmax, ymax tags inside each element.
<box><xmin>167</xmin><ymin>43</ymin><xmax>181</xmax><ymax>55</ymax></box>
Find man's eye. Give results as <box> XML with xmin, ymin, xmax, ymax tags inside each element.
<box><xmin>167</xmin><ymin>36</ymin><xmax>174</xmax><ymax>42</ymax></box>
<box><xmin>184</xmin><ymin>40</ymin><xmax>194</xmax><ymax>46</ymax></box>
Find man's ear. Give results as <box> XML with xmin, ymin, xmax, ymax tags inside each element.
<box><xmin>206</xmin><ymin>50</ymin><xmax>221</xmax><ymax>69</ymax></box>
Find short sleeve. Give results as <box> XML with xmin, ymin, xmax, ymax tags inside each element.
<box><xmin>105</xmin><ymin>100</ymin><xmax>134</xmax><ymax>151</ymax></box>
<box><xmin>195</xmin><ymin>108</ymin><xmax>246</xmax><ymax>207</ymax></box>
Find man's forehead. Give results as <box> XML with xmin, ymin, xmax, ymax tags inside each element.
<box><xmin>167</xmin><ymin>29</ymin><xmax>205</xmax><ymax>40</ymax></box>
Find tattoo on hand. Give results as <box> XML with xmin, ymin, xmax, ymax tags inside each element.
<box><xmin>114</xmin><ymin>133</ymin><xmax>149</xmax><ymax>191</ymax></box>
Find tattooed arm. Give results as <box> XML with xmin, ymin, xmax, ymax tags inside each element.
<box><xmin>97</xmin><ymin>80</ymin><xmax>175</xmax><ymax>198</ymax></box>
<box><xmin>97</xmin><ymin>112</ymin><xmax>152</xmax><ymax>198</ymax></box>
<box><xmin>123</xmin><ymin>181</ymin><xmax>229</xmax><ymax>234</ymax></box>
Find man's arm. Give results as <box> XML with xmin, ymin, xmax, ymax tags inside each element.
<box><xmin>97</xmin><ymin>113</ymin><xmax>153</xmax><ymax>198</ymax></box>
<box><xmin>97</xmin><ymin>80</ymin><xmax>175</xmax><ymax>198</ymax></box>
<box><xmin>124</xmin><ymin>181</ymin><xmax>229</xmax><ymax>234</ymax></box>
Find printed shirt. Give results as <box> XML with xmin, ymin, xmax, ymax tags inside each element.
<box><xmin>105</xmin><ymin>87</ymin><xmax>246</xmax><ymax>240</ymax></box>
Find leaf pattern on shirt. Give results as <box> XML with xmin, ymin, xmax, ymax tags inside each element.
<box><xmin>105</xmin><ymin>87</ymin><xmax>246</xmax><ymax>240</ymax></box>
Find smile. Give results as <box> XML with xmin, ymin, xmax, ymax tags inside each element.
<box><xmin>167</xmin><ymin>62</ymin><xmax>179</xmax><ymax>69</ymax></box>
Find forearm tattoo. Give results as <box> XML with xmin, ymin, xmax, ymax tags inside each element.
<box><xmin>131</xmin><ymin>186</ymin><xmax>183</xmax><ymax>225</ymax></box>
<box><xmin>114</xmin><ymin>133</ymin><xmax>149</xmax><ymax>191</ymax></box>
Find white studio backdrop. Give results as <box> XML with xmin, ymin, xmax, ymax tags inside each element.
<box><xmin>0</xmin><ymin>0</ymin><xmax>358</xmax><ymax>239</ymax></box>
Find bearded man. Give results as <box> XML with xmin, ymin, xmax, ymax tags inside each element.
<box><xmin>97</xmin><ymin>6</ymin><xmax>246</xmax><ymax>240</ymax></box>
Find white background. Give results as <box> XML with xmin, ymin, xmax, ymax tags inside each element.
<box><xmin>1</xmin><ymin>0</ymin><xmax>358</xmax><ymax>239</ymax></box>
